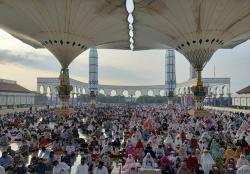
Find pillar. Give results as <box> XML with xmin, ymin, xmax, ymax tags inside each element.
<box><xmin>189</xmin><ymin>64</ymin><xmax>197</xmax><ymax>80</ymax></box>
<box><xmin>191</xmin><ymin>68</ymin><xmax>208</xmax><ymax>110</ymax></box>
<box><xmin>89</xmin><ymin>48</ymin><xmax>99</xmax><ymax>105</ymax></box>
<box><xmin>56</xmin><ymin>67</ymin><xmax>73</xmax><ymax>109</ymax></box>
<box><xmin>165</xmin><ymin>49</ymin><xmax>176</xmax><ymax>105</ymax></box>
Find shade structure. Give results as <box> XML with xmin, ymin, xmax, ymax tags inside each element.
<box><xmin>134</xmin><ymin>0</ymin><xmax>250</xmax><ymax>69</ymax></box>
<box><xmin>1</xmin><ymin>0</ymin><xmax>250</xmax><ymax>112</ymax></box>
<box><xmin>0</xmin><ymin>0</ymin><xmax>130</xmax><ymax>109</ymax></box>
<box><xmin>132</xmin><ymin>0</ymin><xmax>250</xmax><ymax>114</ymax></box>
<box><xmin>0</xmin><ymin>0</ymin><xmax>130</xmax><ymax>68</ymax></box>
<box><xmin>1</xmin><ymin>1</ymin><xmax>250</xmax><ymax>66</ymax></box>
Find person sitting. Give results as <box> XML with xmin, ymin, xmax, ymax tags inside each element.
<box><xmin>135</xmin><ymin>139</ymin><xmax>144</xmax><ymax>161</ymax></box>
<box><xmin>144</xmin><ymin>144</ymin><xmax>156</xmax><ymax>159</ymax></box>
<box><xmin>38</xmin><ymin>147</ymin><xmax>51</xmax><ymax>160</ymax></box>
<box><xmin>142</xmin><ymin>153</ymin><xmax>156</xmax><ymax>169</ymax></box>
<box><xmin>13</xmin><ymin>151</ymin><xmax>24</xmax><ymax>166</ymax></box>
<box><xmin>61</xmin><ymin>151</ymin><xmax>72</xmax><ymax>167</ymax></box>
<box><xmin>29</xmin><ymin>135</ymin><xmax>39</xmax><ymax>152</ymax></box>
<box><xmin>155</xmin><ymin>145</ymin><xmax>165</xmax><ymax>159</ymax></box>
<box><xmin>0</xmin><ymin>152</ymin><xmax>13</xmax><ymax>170</ymax></box>
<box><xmin>0</xmin><ymin>165</ymin><xmax>5</xmax><ymax>174</ymax></box>
<box><xmin>52</xmin><ymin>139</ymin><xmax>63</xmax><ymax>155</ymax></box>
<box><xmin>36</xmin><ymin>158</ymin><xmax>48</xmax><ymax>174</ymax></box>
<box><xmin>76</xmin><ymin>157</ymin><xmax>88</xmax><ymax>174</ymax></box>
<box><xmin>177</xmin><ymin>161</ymin><xmax>192</xmax><ymax>174</ymax></box>
<box><xmin>209</xmin><ymin>165</ymin><xmax>221</xmax><ymax>174</ymax></box>
<box><xmin>224</xmin><ymin>163</ymin><xmax>236</xmax><ymax>174</ymax></box>
<box><xmin>93</xmin><ymin>161</ymin><xmax>108</xmax><ymax>174</ymax></box>
<box><xmin>20</xmin><ymin>139</ymin><xmax>30</xmax><ymax>156</ymax></box>
<box><xmin>200</xmin><ymin>149</ymin><xmax>215</xmax><ymax>174</ymax></box>
<box><xmin>0</xmin><ymin>134</ymin><xmax>10</xmax><ymax>146</ymax></box>
<box><xmin>52</xmin><ymin>160</ymin><xmax>70</xmax><ymax>174</ymax></box>
<box><xmin>6</xmin><ymin>146</ymin><xmax>15</xmax><ymax>157</ymax></box>
<box><xmin>65</xmin><ymin>141</ymin><xmax>76</xmax><ymax>157</ymax></box>
<box><xmin>39</xmin><ymin>135</ymin><xmax>49</xmax><ymax>147</ymax></box>
<box><xmin>236</xmin><ymin>154</ymin><xmax>249</xmax><ymax>169</ymax></box>
<box><xmin>160</xmin><ymin>154</ymin><xmax>173</xmax><ymax>170</ymax></box>
<box><xmin>13</xmin><ymin>160</ymin><xmax>28</xmax><ymax>174</ymax></box>
<box><xmin>47</xmin><ymin>151</ymin><xmax>57</xmax><ymax>165</ymax></box>
<box><xmin>186</xmin><ymin>152</ymin><xmax>199</xmax><ymax>173</ymax></box>
<box><xmin>122</xmin><ymin>154</ymin><xmax>137</xmax><ymax>174</ymax></box>
<box><xmin>101</xmin><ymin>153</ymin><xmax>113</xmax><ymax>173</ymax></box>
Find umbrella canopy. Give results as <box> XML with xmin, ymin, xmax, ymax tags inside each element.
<box><xmin>1</xmin><ymin>0</ymin><xmax>250</xmax><ymax>69</ymax></box>
<box><xmin>133</xmin><ymin>0</ymin><xmax>250</xmax><ymax>68</ymax></box>
<box><xmin>0</xmin><ymin>0</ymin><xmax>129</xmax><ymax>68</ymax></box>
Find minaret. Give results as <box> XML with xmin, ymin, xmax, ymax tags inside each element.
<box><xmin>89</xmin><ymin>48</ymin><xmax>98</xmax><ymax>105</ymax></box>
<box><xmin>190</xmin><ymin>64</ymin><xmax>197</xmax><ymax>80</ymax></box>
<box><xmin>165</xmin><ymin>49</ymin><xmax>176</xmax><ymax>98</ymax></box>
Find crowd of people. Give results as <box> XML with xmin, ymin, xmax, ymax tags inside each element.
<box><xmin>0</xmin><ymin>104</ymin><xmax>249</xmax><ymax>174</ymax></box>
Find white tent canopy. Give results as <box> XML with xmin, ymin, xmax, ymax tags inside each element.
<box><xmin>1</xmin><ymin>0</ymin><xmax>250</xmax><ymax>68</ymax></box>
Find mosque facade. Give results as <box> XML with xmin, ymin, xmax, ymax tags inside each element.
<box><xmin>37</xmin><ymin>49</ymin><xmax>232</xmax><ymax>107</ymax></box>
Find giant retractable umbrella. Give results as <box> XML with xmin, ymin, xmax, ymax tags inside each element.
<box><xmin>134</xmin><ymin>0</ymin><xmax>250</xmax><ymax>114</ymax></box>
<box><xmin>0</xmin><ymin>0</ymin><xmax>130</xmax><ymax>108</ymax></box>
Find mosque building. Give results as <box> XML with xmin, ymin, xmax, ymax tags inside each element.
<box><xmin>232</xmin><ymin>85</ymin><xmax>250</xmax><ymax>109</ymax></box>
<box><xmin>0</xmin><ymin>79</ymin><xmax>35</xmax><ymax>109</ymax></box>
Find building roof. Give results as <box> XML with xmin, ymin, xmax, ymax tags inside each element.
<box><xmin>0</xmin><ymin>80</ymin><xmax>31</xmax><ymax>93</ymax></box>
<box><xmin>237</xmin><ymin>86</ymin><xmax>250</xmax><ymax>94</ymax></box>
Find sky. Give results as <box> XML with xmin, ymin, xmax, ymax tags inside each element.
<box><xmin>0</xmin><ymin>29</ymin><xmax>250</xmax><ymax>93</ymax></box>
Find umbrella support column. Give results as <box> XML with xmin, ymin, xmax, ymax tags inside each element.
<box><xmin>90</xmin><ymin>91</ymin><xmax>97</xmax><ymax>106</ymax></box>
<box><xmin>166</xmin><ymin>91</ymin><xmax>175</xmax><ymax>109</ymax></box>
<box><xmin>55</xmin><ymin>67</ymin><xmax>73</xmax><ymax>115</ymax></box>
<box><xmin>189</xmin><ymin>69</ymin><xmax>210</xmax><ymax>117</ymax></box>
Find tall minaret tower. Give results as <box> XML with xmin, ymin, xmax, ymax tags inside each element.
<box><xmin>190</xmin><ymin>64</ymin><xmax>197</xmax><ymax>80</ymax></box>
<box><xmin>89</xmin><ymin>48</ymin><xmax>98</xmax><ymax>105</ymax></box>
<box><xmin>165</xmin><ymin>49</ymin><xmax>176</xmax><ymax>97</ymax></box>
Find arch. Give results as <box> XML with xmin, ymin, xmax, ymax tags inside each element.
<box><xmin>222</xmin><ymin>85</ymin><xmax>228</xmax><ymax>95</ymax></box>
<box><xmin>135</xmin><ymin>90</ymin><xmax>142</xmax><ymax>97</ymax></box>
<box><xmin>116</xmin><ymin>89</ymin><xmax>123</xmax><ymax>96</ymax></box>
<box><xmin>74</xmin><ymin>86</ymin><xmax>77</xmax><ymax>93</ymax></box>
<box><xmin>40</xmin><ymin>85</ymin><xmax>45</xmax><ymax>94</ymax></box>
<box><xmin>123</xmin><ymin>90</ymin><xmax>129</xmax><ymax>97</ymax></box>
<box><xmin>46</xmin><ymin>86</ymin><xmax>51</xmax><ymax>97</ymax></box>
<box><xmin>82</xmin><ymin>88</ymin><xmax>86</xmax><ymax>94</ymax></box>
<box><xmin>148</xmin><ymin>90</ymin><xmax>154</xmax><ymax>96</ymax></box>
<box><xmin>128</xmin><ymin>90</ymin><xmax>135</xmax><ymax>97</ymax></box>
<box><xmin>187</xmin><ymin>87</ymin><xmax>191</xmax><ymax>94</ymax></box>
<box><xmin>99</xmin><ymin>89</ymin><xmax>105</xmax><ymax>95</ymax></box>
<box><xmin>160</xmin><ymin>90</ymin><xmax>165</xmax><ymax>96</ymax></box>
<box><xmin>74</xmin><ymin>93</ymin><xmax>78</xmax><ymax>98</ymax></box>
<box><xmin>207</xmin><ymin>87</ymin><xmax>212</xmax><ymax>95</ymax></box>
<box><xmin>213</xmin><ymin>86</ymin><xmax>218</xmax><ymax>97</ymax></box>
<box><xmin>111</xmin><ymin>90</ymin><xmax>117</xmax><ymax>96</ymax></box>
<box><xmin>178</xmin><ymin>88</ymin><xmax>181</xmax><ymax>94</ymax></box>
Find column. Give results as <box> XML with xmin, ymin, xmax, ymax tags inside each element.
<box><xmin>89</xmin><ymin>48</ymin><xmax>99</xmax><ymax>105</ymax></box>
<box><xmin>165</xmin><ymin>49</ymin><xmax>176</xmax><ymax>105</ymax></box>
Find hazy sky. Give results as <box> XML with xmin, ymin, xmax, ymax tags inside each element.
<box><xmin>0</xmin><ymin>29</ymin><xmax>249</xmax><ymax>93</ymax></box>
